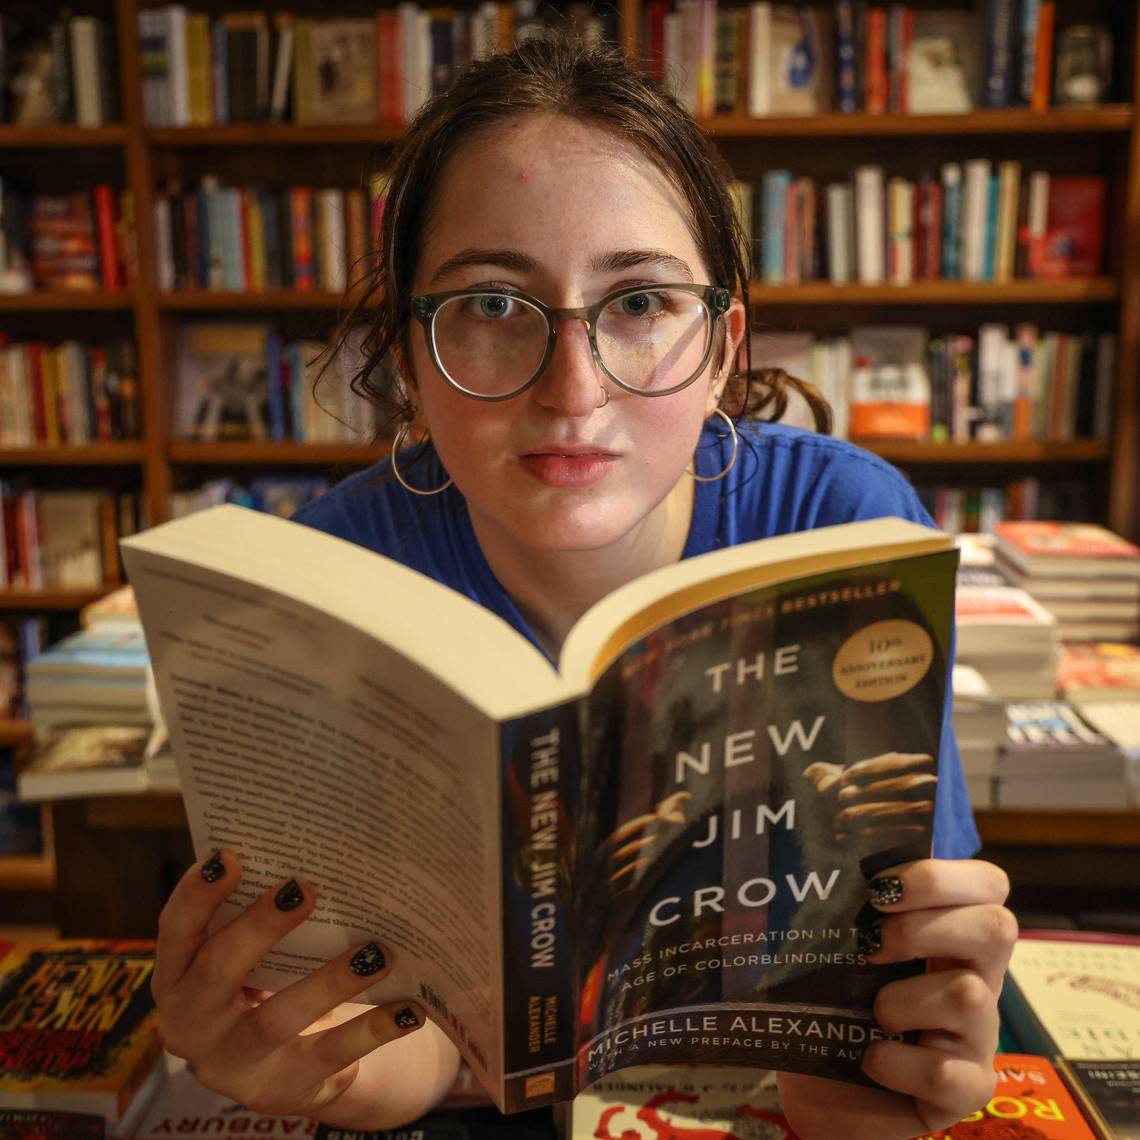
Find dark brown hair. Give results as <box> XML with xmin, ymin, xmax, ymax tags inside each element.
<box><xmin>333</xmin><ymin>33</ymin><xmax>831</xmax><ymax>437</ymax></box>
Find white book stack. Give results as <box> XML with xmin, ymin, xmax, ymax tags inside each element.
<box><xmin>955</xmin><ymin>583</ymin><xmax>1058</xmax><ymax>699</ymax></box>
<box><xmin>997</xmin><ymin>700</ymin><xmax>1132</xmax><ymax>809</ymax></box>
<box><xmin>994</xmin><ymin>522</ymin><xmax>1140</xmax><ymax>643</ymax></box>
<box><xmin>952</xmin><ymin>664</ymin><xmax>1004</xmax><ymax>808</ymax></box>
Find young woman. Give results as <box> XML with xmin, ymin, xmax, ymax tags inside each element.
<box><xmin>152</xmin><ymin>37</ymin><xmax>1016</xmax><ymax>1138</ymax></box>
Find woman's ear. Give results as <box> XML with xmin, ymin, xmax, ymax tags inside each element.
<box><xmin>708</xmin><ymin>298</ymin><xmax>747</xmax><ymax>414</ymax></box>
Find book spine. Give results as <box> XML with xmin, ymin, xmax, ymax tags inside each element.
<box><xmin>1031</xmin><ymin>3</ymin><xmax>1054</xmax><ymax>111</ymax></box>
<box><xmin>983</xmin><ymin>0</ymin><xmax>1015</xmax><ymax>108</ymax></box>
<box><xmin>864</xmin><ymin>7</ymin><xmax>887</xmax><ymax>114</ymax></box>
<box><xmin>836</xmin><ymin>0</ymin><xmax>857</xmax><ymax>112</ymax></box>
<box><xmin>500</xmin><ymin>701</ymin><xmax>581</xmax><ymax>1112</ymax></box>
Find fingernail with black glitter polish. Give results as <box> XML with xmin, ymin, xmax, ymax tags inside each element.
<box><xmin>857</xmin><ymin>919</ymin><xmax>883</xmax><ymax>957</ymax></box>
<box><xmin>350</xmin><ymin>943</ymin><xmax>387</xmax><ymax>976</ymax></box>
<box><xmin>394</xmin><ymin>1006</ymin><xmax>419</xmax><ymax>1029</ymax></box>
<box><xmin>275</xmin><ymin>879</ymin><xmax>304</xmax><ymax>911</ymax></box>
<box><xmin>869</xmin><ymin>875</ymin><xmax>904</xmax><ymax>907</ymax></box>
<box><xmin>200</xmin><ymin>850</ymin><xmax>226</xmax><ymax>883</ymax></box>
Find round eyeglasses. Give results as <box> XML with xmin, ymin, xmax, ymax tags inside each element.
<box><xmin>409</xmin><ymin>283</ymin><xmax>732</xmax><ymax>401</ymax></box>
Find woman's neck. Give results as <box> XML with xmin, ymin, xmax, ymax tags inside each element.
<box><xmin>469</xmin><ymin>480</ymin><xmax>695</xmax><ymax>659</ymax></box>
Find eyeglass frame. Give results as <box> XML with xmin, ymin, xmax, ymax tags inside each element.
<box><xmin>409</xmin><ymin>282</ymin><xmax>734</xmax><ymax>402</ymax></box>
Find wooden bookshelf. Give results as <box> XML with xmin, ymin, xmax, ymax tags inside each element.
<box><xmin>702</xmin><ymin>106</ymin><xmax>1136</xmax><ymax>138</ymax></box>
<box><xmin>976</xmin><ymin>809</ymin><xmax>1140</xmax><ymax>849</ymax></box>
<box><xmin>0</xmin><ymin>444</ymin><xmax>147</xmax><ymax>466</ymax></box>
<box><xmin>0</xmin><ymin>588</ymin><xmax>115</xmax><ymax>611</ymax></box>
<box><xmin>169</xmin><ymin>441</ymin><xmax>380</xmax><ymax>465</ymax></box>
<box><xmin>0</xmin><ymin>0</ymin><xmax>1132</xmax><ymax>535</ymax></box>
<box><xmin>0</xmin><ymin>290</ymin><xmax>135</xmax><ymax>311</ymax></box>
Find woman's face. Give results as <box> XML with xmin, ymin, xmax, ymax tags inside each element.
<box><xmin>406</xmin><ymin>112</ymin><xmax>745</xmax><ymax>559</ymax></box>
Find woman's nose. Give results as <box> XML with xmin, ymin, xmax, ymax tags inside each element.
<box><xmin>532</xmin><ymin>318</ymin><xmax>607</xmax><ymax>416</ymax></box>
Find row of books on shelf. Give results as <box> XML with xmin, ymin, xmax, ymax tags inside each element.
<box><xmin>655</xmin><ymin>0</ymin><xmax>1097</xmax><ymax>118</ymax></box>
<box><xmin>0</xmin><ymin>489</ymin><xmax>145</xmax><ymax>592</ymax></box>
<box><xmin>919</xmin><ymin>479</ymin><xmax>1093</xmax><ymax>537</ymax></box>
<box><xmin>0</xmin><ymin>929</ymin><xmax>1137</xmax><ymax>1138</ymax></box>
<box><xmin>175</xmin><ymin>324</ymin><xmax>384</xmax><ymax>444</ymax></box>
<box><xmin>137</xmin><ymin>0</ymin><xmax>1102</xmax><ymax>130</ymax></box>
<box><xmin>153</xmin><ymin>175</ymin><xmax>388</xmax><ymax>295</ymax></box>
<box><xmin>755</xmin><ymin>324</ymin><xmax>1114</xmax><ymax>443</ymax></box>
<box><xmin>0</xmin><ymin>339</ymin><xmax>140</xmax><ymax>447</ymax></box>
<box><xmin>0</xmin><ymin>13</ymin><xmax>118</xmax><ymax>128</ymax></box>
<box><xmin>738</xmin><ymin>167</ymin><xmax>1105</xmax><ymax>287</ymax></box>
<box><xmin>0</xmin><ymin>183</ymin><xmax>135</xmax><ymax>294</ymax></box>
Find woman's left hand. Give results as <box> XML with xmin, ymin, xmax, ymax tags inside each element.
<box><xmin>776</xmin><ymin>858</ymin><xmax>1017</xmax><ymax>1140</ymax></box>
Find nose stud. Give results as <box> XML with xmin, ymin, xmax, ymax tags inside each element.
<box><xmin>597</xmin><ymin>386</ymin><xmax>611</xmax><ymax>409</ymax></box>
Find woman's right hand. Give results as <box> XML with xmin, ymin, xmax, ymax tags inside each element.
<box><xmin>153</xmin><ymin>849</ymin><xmax>459</xmax><ymax>1128</ymax></box>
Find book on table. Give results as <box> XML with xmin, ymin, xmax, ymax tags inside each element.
<box><xmin>0</xmin><ymin>940</ymin><xmax>165</xmax><ymax>1133</ymax></box>
<box><xmin>1001</xmin><ymin>930</ymin><xmax>1140</xmax><ymax>1140</ymax></box>
<box><xmin>122</xmin><ymin>504</ymin><xmax>958</xmax><ymax>1112</ymax></box>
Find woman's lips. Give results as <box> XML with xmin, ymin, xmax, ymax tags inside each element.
<box><xmin>518</xmin><ymin>450</ymin><xmax>618</xmax><ymax>487</ymax></box>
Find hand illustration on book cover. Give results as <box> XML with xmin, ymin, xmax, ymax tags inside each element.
<box><xmin>593</xmin><ymin>1091</ymin><xmax>798</xmax><ymax>1140</ymax></box>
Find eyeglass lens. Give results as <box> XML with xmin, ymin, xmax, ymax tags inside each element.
<box><xmin>429</xmin><ymin>288</ymin><xmax>713</xmax><ymax>397</ymax></box>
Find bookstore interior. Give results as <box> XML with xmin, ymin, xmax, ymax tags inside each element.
<box><xmin>1</xmin><ymin>0</ymin><xmax>1140</xmax><ymax>1137</ymax></box>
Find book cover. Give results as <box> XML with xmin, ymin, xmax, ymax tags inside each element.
<box><xmin>908</xmin><ymin>9</ymin><xmax>979</xmax><ymax>113</ymax></box>
<box><xmin>1059</xmin><ymin>1058</ymin><xmax>1140</xmax><ymax>1140</ymax></box>
<box><xmin>0</xmin><ymin>941</ymin><xmax>163</xmax><ymax>1128</ymax></box>
<box><xmin>16</xmin><ymin>723</ymin><xmax>152</xmax><ymax>801</ymax></box>
<box><xmin>175</xmin><ymin>323</ymin><xmax>271</xmax><ymax>442</ymax></box>
<box><xmin>994</xmin><ymin>523</ymin><xmax>1140</xmax><ymax>579</ymax></box>
<box><xmin>567</xmin><ymin>1065</ymin><xmax>797</xmax><ymax>1138</ymax></box>
<box><xmin>917</xmin><ymin>1053</ymin><xmax>1099</xmax><ymax>1138</ymax></box>
<box><xmin>122</xmin><ymin>506</ymin><xmax>957</xmax><ymax>1113</ymax></box>
<box><xmin>1058</xmin><ymin>643</ymin><xmax>1140</xmax><ymax>700</ymax></box>
<box><xmin>0</xmin><ymin>1108</ymin><xmax>107</xmax><ymax>1138</ymax></box>
<box><xmin>297</xmin><ymin>20</ymin><xmax>377</xmax><ymax>124</ymax></box>
<box><xmin>1000</xmin><ymin>931</ymin><xmax>1140</xmax><ymax>1064</ymax></box>
<box><xmin>1039</xmin><ymin>177</ymin><xmax>1106</xmax><ymax>279</ymax></box>
<box><xmin>25</xmin><ymin>625</ymin><xmax>148</xmax><ymax>679</ymax></box>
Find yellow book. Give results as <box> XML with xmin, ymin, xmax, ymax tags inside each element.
<box><xmin>186</xmin><ymin>13</ymin><xmax>213</xmax><ymax>126</ymax></box>
<box><xmin>245</xmin><ymin>190</ymin><xmax>267</xmax><ymax>291</ymax></box>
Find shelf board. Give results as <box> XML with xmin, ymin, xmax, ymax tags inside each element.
<box><xmin>858</xmin><ymin>440</ymin><xmax>1110</xmax><ymax>464</ymax></box>
<box><xmin>0</xmin><ymin>588</ymin><xmax>114</xmax><ymax>611</ymax></box>
<box><xmin>0</xmin><ymin>443</ymin><xmax>147</xmax><ymax>466</ymax></box>
<box><xmin>976</xmin><ymin>809</ymin><xmax>1140</xmax><ymax>848</ymax></box>
<box><xmin>158</xmin><ymin>279</ymin><xmax>1119</xmax><ymax>312</ymax></box>
<box><xmin>749</xmin><ymin>279</ymin><xmax>1120</xmax><ymax>304</ymax></box>
<box><xmin>0</xmin><ymin>290</ymin><xmax>134</xmax><ymax>311</ymax></box>
<box><xmin>147</xmin><ymin>123</ymin><xmax>405</xmax><ymax>146</ymax></box>
<box><xmin>0</xmin><ymin>851</ymin><xmax>56</xmax><ymax>893</ymax></box>
<box><xmin>169</xmin><ymin>441</ymin><xmax>381</xmax><ymax>465</ymax></box>
<box><xmin>158</xmin><ymin>289</ymin><xmax>365</xmax><ymax>311</ymax></box>
<box><xmin>0</xmin><ymin>719</ymin><xmax>33</xmax><ymax>747</ymax></box>
<box><xmin>144</xmin><ymin>108</ymin><xmax>1135</xmax><ymax>145</ymax></box>
<box><xmin>704</xmin><ymin>106</ymin><xmax>1136</xmax><ymax>137</ymax></box>
<box><xmin>0</xmin><ymin>124</ymin><xmax>128</xmax><ymax>148</ymax></box>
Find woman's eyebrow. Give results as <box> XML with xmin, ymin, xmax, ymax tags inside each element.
<box><xmin>589</xmin><ymin>249</ymin><xmax>694</xmax><ymax>280</ymax></box>
<box><xmin>427</xmin><ymin>247</ymin><xmax>695</xmax><ymax>286</ymax></box>
<box><xmin>429</xmin><ymin>248</ymin><xmax>538</xmax><ymax>285</ymax></box>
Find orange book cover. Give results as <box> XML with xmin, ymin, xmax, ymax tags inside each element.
<box><xmin>917</xmin><ymin>1053</ymin><xmax>1098</xmax><ymax>1138</ymax></box>
<box><xmin>995</xmin><ymin>522</ymin><xmax>1140</xmax><ymax>563</ymax></box>
<box><xmin>1032</xmin><ymin>3</ymin><xmax>1055</xmax><ymax>112</ymax></box>
<box><xmin>865</xmin><ymin>8</ymin><xmax>888</xmax><ymax>114</ymax></box>
<box><xmin>0</xmin><ymin>940</ymin><xmax>162</xmax><ymax>1129</ymax></box>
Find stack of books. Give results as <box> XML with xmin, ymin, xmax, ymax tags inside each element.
<box><xmin>23</xmin><ymin>624</ymin><xmax>151</xmax><ymax>741</ymax></box>
<box><xmin>1001</xmin><ymin>929</ymin><xmax>1140</xmax><ymax>1138</ymax></box>
<box><xmin>0</xmin><ymin>940</ymin><xmax>165</xmax><ymax>1137</ymax></box>
<box><xmin>955</xmin><ymin>583</ymin><xmax>1058</xmax><ymax>699</ymax></box>
<box><xmin>997</xmin><ymin>700</ymin><xmax>1133</xmax><ymax>809</ymax></box>
<box><xmin>995</xmin><ymin>522</ymin><xmax>1140</xmax><ymax>643</ymax></box>
<box><xmin>951</xmin><ymin>664</ymin><xmax>1005</xmax><ymax>808</ymax></box>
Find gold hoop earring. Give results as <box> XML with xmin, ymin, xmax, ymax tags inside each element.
<box><xmin>390</xmin><ymin>421</ymin><xmax>453</xmax><ymax>496</ymax></box>
<box><xmin>688</xmin><ymin>408</ymin><xmax>739</xmax><ymax>483</ymax></box>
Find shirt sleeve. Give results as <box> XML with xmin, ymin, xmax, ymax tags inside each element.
<box><xmin>837</xmin><ymin>456</ymin><xmax>982</xmax><ymax>861</ymax></box>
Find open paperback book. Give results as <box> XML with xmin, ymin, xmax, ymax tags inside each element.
<box><xmin>121</xmin><ymin>505</ymin><xmax>958</xmax><ymax>1113</ymax></box>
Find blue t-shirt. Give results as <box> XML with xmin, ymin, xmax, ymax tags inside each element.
<box><xmin>293</xmin><ymin>418</ymin><xmax>980</xmax><ymax>860</ymax></box>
